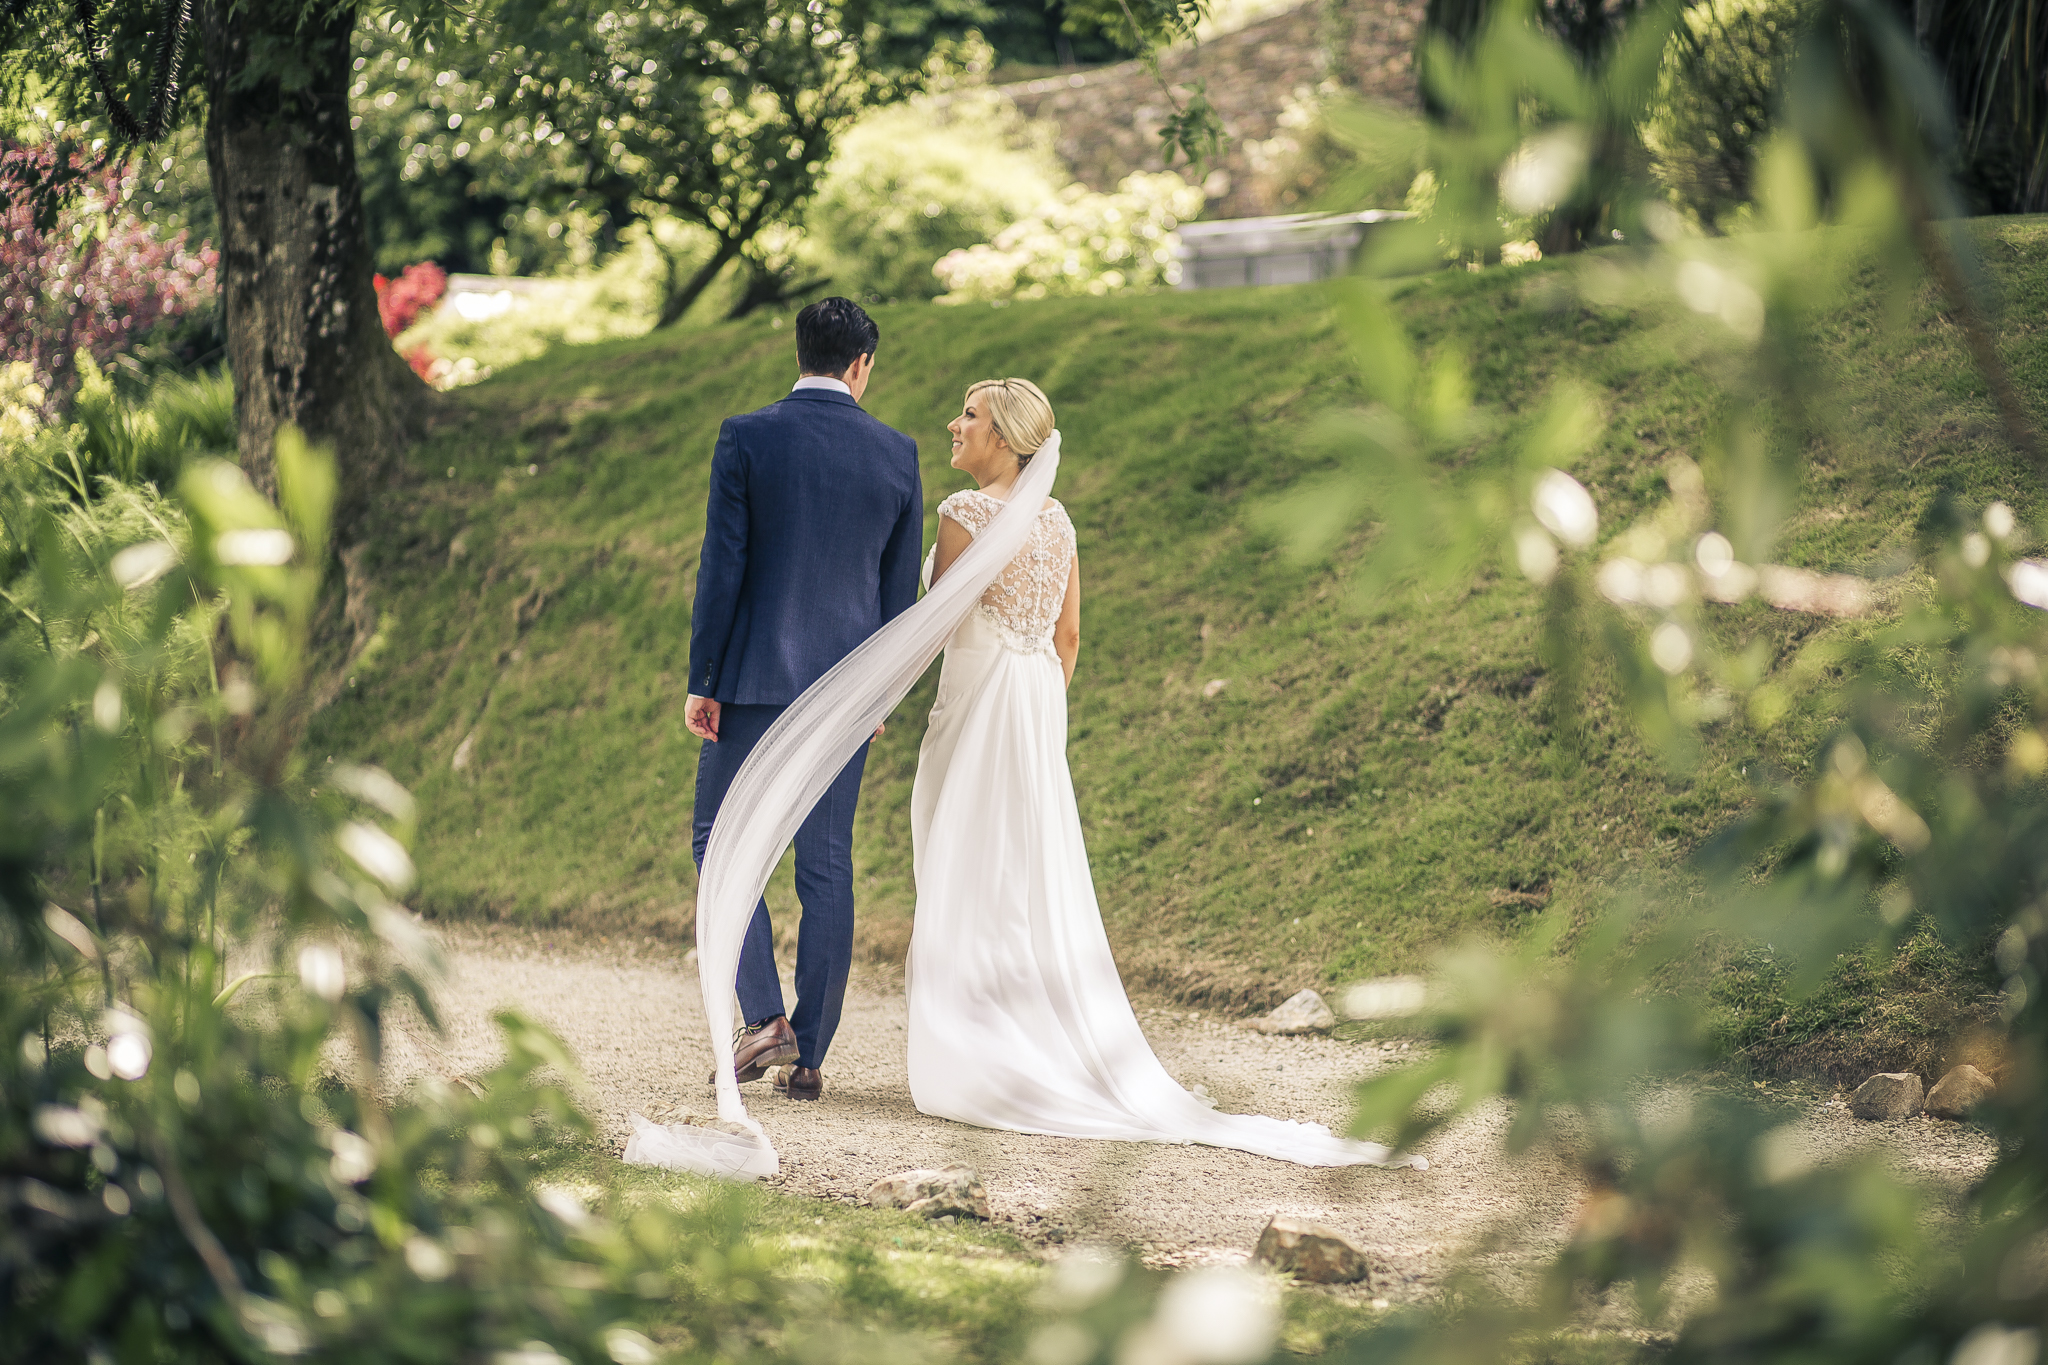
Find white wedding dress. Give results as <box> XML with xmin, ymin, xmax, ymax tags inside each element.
<box><xmin>905</xmin><ymin>488</ymin><xmax>1420</xmax><ymax>1168</ymax></box>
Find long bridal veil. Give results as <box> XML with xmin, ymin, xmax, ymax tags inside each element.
<box><xmin>623</xmin><ymin>435</ymin><xmax>1063</xmax><ymax>1178</ymax></box>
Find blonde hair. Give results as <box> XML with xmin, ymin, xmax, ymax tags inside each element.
<box><xmin>965</xmin><ymin>378</ymin><xmax>1055</xmax><ymax>465</ymax></box>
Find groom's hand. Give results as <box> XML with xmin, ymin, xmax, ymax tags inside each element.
<box><xmin>685</xmin><ymin>694</ymin><xmax>721</xmax><ymax>742</ymax></box>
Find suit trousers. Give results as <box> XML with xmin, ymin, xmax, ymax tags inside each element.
<box><xmin>691</xmin><ymin>702</ymin><xmax>871</xmax><ymax>1070</ymax></box>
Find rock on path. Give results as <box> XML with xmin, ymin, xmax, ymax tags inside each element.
<box><xmin>380</xmin><ymin>925</ymin><xmax>1999</xmax><ymax>1298</ymax></box>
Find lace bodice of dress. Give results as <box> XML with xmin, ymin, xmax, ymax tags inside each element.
<box><xmin>938</xmin><ymin>488</ymin><xmax>1076</xmax><ymax>652</ymax></box>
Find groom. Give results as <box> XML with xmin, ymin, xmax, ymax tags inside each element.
<box><xmin>684</xmin><ymin>297</ymin><xmax>923</xmax><ymax>1102</ymax></box>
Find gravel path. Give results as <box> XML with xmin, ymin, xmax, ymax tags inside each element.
<box><xmin>382</xmin><ymin>924</ymin><xmax>2000</xmax><ymax>1299</ymax></box>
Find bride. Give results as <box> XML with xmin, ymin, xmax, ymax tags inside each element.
<box><xmin>905</xmin><ymin>378</ymin><xmax>1419</xmax><ymax>1168</ymax></box>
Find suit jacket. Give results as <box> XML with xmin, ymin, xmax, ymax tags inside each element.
<box><xmin>688</xmin><ymin>387</ymin><xmax>923</xmax><ymax>706</ymax></box>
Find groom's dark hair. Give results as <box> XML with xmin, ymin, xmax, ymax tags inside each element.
<box><xmin>795</xmin><ymin>297</ymin><xmax>880</xmax><ymax>376</ymax></box>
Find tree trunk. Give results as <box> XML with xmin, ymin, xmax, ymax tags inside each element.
<box><xmin>199</xmin><ymin>0</ymin><xmax>431</xmax><ymax>538</ymax></box>
<box><xmin>655</xmin><ymin>232</ymin><xmax>744</xmax><ymax>330</ymax></box>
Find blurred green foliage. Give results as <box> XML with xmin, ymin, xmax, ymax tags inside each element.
<box><xmin>1276</xmin><ymin>1</ymin><xmax>2048</xmax><ymax>1360</ymax></box>
<box><xmin>1643</xmin><ymin>0</ymin><xmax>1809</xmax><ymax>231</ymax></box>
<box><xmin>348</xmin><ymin>20</ymin><xmax>624</xmax><ymax>279</ymax></box>
<box><xmin>1916</xmin><ymin>0</ymin><xmax>2048</xmax><ymax>215</ymax></box>
<box><xmin>0</xmin><ymin>392</ymin><xmax>771</xmax><ymax>1359</ymax></box>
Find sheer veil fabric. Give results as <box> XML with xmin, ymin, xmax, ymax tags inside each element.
<box><xmin>633</xmin><ymin>436</ymin><xmax>1064</xmax><ymax>1177</ymax></box>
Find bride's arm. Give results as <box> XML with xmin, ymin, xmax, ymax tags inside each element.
<box><xmin>928</xmin><ymin>514</ymin><xmax>972</xmax><ymax>587</ymax></box>
<box><xmin>1054</xmin><ymin>556</ymin><xmax>1081</xmax><ymax>687</ymax></box>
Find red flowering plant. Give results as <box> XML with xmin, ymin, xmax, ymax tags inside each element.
<box><xmin>0</xmin><ymin>143</ymin><xmax>218</xmax><ymax>407</ymax></box>
<box><xmin>372</xmin><ymin>260</ymin><xmax>447</xmax><ymax>381</ymax></box>
<box><xmin>372</xmin><ymin>259</ymin><xmax>447</xmax><ymax>337</ymax></box>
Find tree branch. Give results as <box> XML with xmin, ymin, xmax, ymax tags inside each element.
<box><xmin>71</xmin><ymin>0</ymin><xmax>194</xmax><ymax>143</ymax></box>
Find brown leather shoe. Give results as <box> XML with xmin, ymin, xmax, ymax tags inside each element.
<box><xmin>782</xmin><ymin>1065</ymin><xmax>823</xmax><ymax>1101</ymax></box>
<box><xmin>709</xmin><ymin>1016</ymin><xmax>799</xmax><ymax>1085</ymax></box>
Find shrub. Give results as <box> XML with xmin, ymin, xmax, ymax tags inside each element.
<box><xmin>932</xmin><ymin>170</ymin><xmax>1206</xmax><ymax>303</ymax></box>
<box><xmin>1644</xmin><ymin>0</ymin><xmax>1809</xmax><ymax>230</ymax></box>
<box><xmin>373</xmin><ymin>261</ymin><xmax>449</xmax><ymax>338</ymax></box>
<box><xmin>0</xmin><ymin>143</ymin><xmax>218</xmax><ymax>404</ymax></box>
<box><xmin>0</xmin><ymin>402</ymin><xmax>715</xmax><ymax>1361</ymax></box>
<box><xmin>806</xmin><ymin>90</ymin><xmax>1064</xmax><ymax>304</ymax></box>
<box><xmin>0</xmin><ymin>355</ymin><xmax>234</xmax><ymax>502</ymax></box>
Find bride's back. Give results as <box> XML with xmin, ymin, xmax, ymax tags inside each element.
<box><xmin>937</xmin><ymin>487</ymin><xmax>1075</xmax><ymax>648</ymax></box>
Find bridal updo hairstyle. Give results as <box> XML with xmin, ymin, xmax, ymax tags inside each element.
<box><xmin>795</xmin><ymin>296</ymin><xmax>880</xmax><ymax>374</ymax></box>
<box><xmin>966</xmin><ymin>378</ymin><xmax>1055</xmax><ymax>467</ymax></box>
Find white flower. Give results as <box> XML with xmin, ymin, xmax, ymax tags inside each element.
<box><xmin>405</xmin><ymin>1234</ymin><xmax>454</xmax><ymax>1282</ymax></box>
<box><xmin>1026</xmin><ymin>1321</ymin><xmax>1097</xmax><ymax>1365</ymax></box>
<box><xmin>215</xmin><ymin>528</ymin><xmax>295</xmax><ymax>566</ymax></box>
<box><xmin>1642</xmin><ymin>562</ymin><xmax>1690</xmax><ymax>608</ymax></box>
<box><xmin>603</xmin><ymin>1329</ymin><xmax>660</xmax><ymax>1365</ymax></box>
<box><xmin>1675</xmin><ymin>260</ymin><xmax>1764</xmax><ymax>340</ymax></box>
<box><xmin>1499</xmin><ymin>128</ymin><xmax>1588</xmax><ymax>214</ymax></box>
<box><xmin>1694</xmin><ymin>532</ymin><xmax>1735</xmax><ymax>577</ymax></box>
<box><xmin>1043</xmin><ymin>1245</ymin><xmax>1123</xmax><ymax>1309</ymax></box>
<box><xmin>337</xmin><ymin>821</ymin><xmax>416</xmax><ymax>892</ymax></box>
<box><xmin>329</xmin><ymin>1129</ymin><xmax>376</xmax><ymax>1183</ymax></box>
<box><xmin>333</xmin><ymin>765</ymin><xmax>417</xmax><ymax>823</ymax></box>
<box><xmin>2009</xmin><ymin>561</ymin><xmax>2048</xmax><ymax>611</ymax></box>
<box><xmin>110</xmin><ymin>540</ymin><xmax>179</xmax><ymax>590</ymax></box>
<box><xmin>1951</xmin><ymin>1324</ymin><xmax>2040</xmax><ymax>1365</ymax></box>
<box><xmin>1154</xmin><ymin>1266</ymin><xmax>1279</xmax><ymax>1365</ymax></box>
<box><xmin>297</xmin><ymin>942</ymin><xmax>347</xmax><ymax>1002</ymax></box>
<box><xmin>33</xmin><ymin>1105</ymin><xmax>101</xmax><ymax>1147</ymax></box>
<box><xmin>1342</xmin><ymin>976</ymin><xmax>1426</xmax><ymax>1019</ymax></box>
<box><xmin>107</xmin><ymin>1033</ymin><xmax>152</xmax><ymax>1081</ymax></box>
<box><xmin>1650</xmin><ymin>621</ymin><xmax>1694</xmax><ymax>674</ymax></box>
<box><xmin>1532</xmin><ymin>470</ymin><xmax>1598</xmax><ymax>547</ymax></box>
<box><xmin>92</xmin><ymin>679</ymin><xmax>123</xmax><ymax>733</ymax></box>
<box><xmin>1516</xmin><ymin>526</ymin><xmax>1559</xmax><ymax>584</ymax></box>
<box><xmin>536</xmin><ymin>1185</ymin><xmax>593</xmax><ymax>1229</ymax></box>
<box><xmin>1596</xmin><ymin>557</ymin><xmax>1646</xmax><ymax>605</ymax></box>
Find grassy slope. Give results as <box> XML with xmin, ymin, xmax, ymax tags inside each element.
<box><xmin>311</xmin><ymin>220</ymin><xmax>2048</xmax><ymax>1043</ymax></box>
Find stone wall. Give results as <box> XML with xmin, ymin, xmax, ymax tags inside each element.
<box><xmin>994</xmin><ymin>0</ymin><xmax>1426</xmax><ymax>220</ymax></box>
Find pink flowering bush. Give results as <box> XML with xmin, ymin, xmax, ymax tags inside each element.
<box><xmin>0</xmin><ymin>144</ymin><xmax>218</xmax><ymax>404</ymax></box>
<box><xmin>373</xmin><ymin>260</ymin><xmax>448</xmax><ymax>337</ymax></box>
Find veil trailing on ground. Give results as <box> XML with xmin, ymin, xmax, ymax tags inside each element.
<box><xmin>623</xmin><ymin>435</ymin><xmax>1063</xmax><ymax>1179</ymax></box>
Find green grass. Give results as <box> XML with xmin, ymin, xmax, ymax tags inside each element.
<box><xmin>522</xmin><ymin>1135</ymin><xmax>1410</xmax><ymax>1360</ymax></box>
<box><xmin>310</xmin><ymin>220</ymin><xmax>2048</xmax><ymax>1061</ymax></box>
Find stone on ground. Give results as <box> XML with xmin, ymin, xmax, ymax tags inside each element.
<box><xmin>866</xmin><ymin>1163</ymin><xmax>991</xmax><ymax>1220</ymax></box>
<box><xmin>1924</xmin><ymin>1065</ymin><xmax>1995</xmax><ymax>1120</ymax></box>
<box><xmin>1848</xmin><ymin>1072</ymin><xmax>1924</xmax><ymax>1120</ymax></box>
<box><xmin>1253</xmin><ymin>1215</ymin><xmax>1371</xmax><ymax>1284</ymax></box>
<box><xmin>1247</xmin><ymin>989</ymin><xmax>1337</xmax><ymax>1036</ymax></box>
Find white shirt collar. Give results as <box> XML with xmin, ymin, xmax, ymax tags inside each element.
<box><xmin>791</xmin><ymin>375</ymin><xmax>851</xmax><ymax>395</ymax></box>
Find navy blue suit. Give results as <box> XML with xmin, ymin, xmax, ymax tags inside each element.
<box><xmin>688</xmin><ymin>385</ymin><xmax>921</xmax><ymax>1069</ymax></box>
